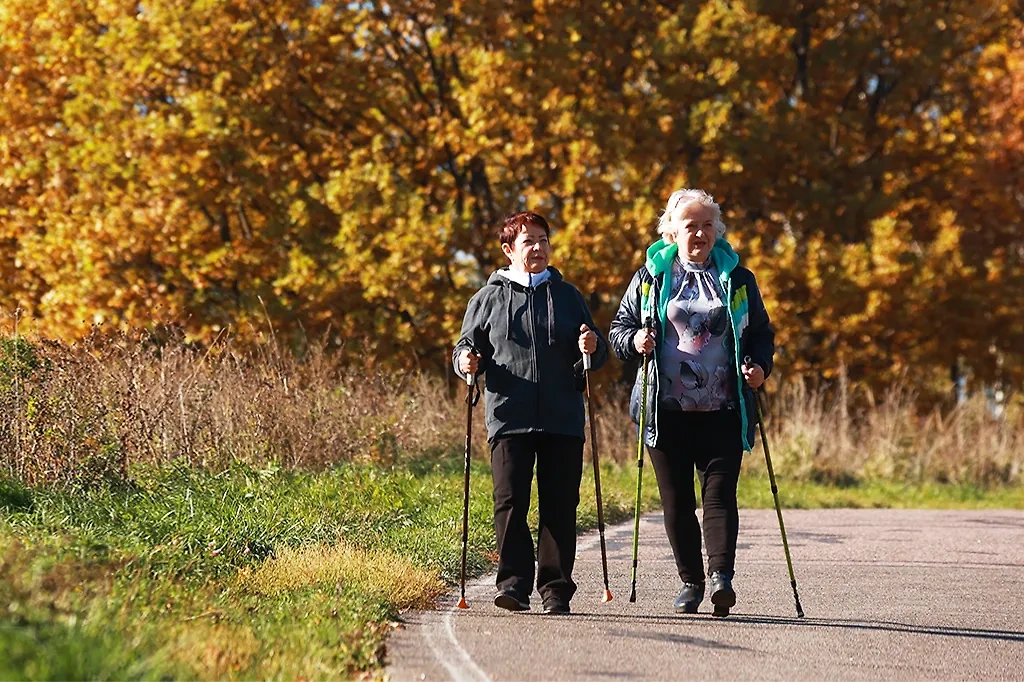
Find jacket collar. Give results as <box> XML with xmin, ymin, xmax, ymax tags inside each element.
<box><xmin>645</xmin><ymin>237</ymin><xmax>740</xmax><ymax>280</ymax></box>
<box><xmin>487</xmin><ymin>266</ymin><xmax>563</xmax><ymax>288</ymax></box>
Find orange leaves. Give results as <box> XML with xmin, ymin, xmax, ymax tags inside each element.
<box><xmin>0</xmin><ymin>0</ymin><xmax>1020</xmax><ymax>390</ymax></box>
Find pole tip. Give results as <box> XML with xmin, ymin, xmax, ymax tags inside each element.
<box><xmin>628</xmin><ymin>590</ymin><xmax>637</xmax><ymax>603</ymax></box>
<box><xmin>602</xmin><ymin>589</ymin><xmax>614</xmax><ymax>603</ymax></box>
<box><xmin>456</xmin><ymin>597</ymin><xmax>469</xmax><ymax>610</ymax></box>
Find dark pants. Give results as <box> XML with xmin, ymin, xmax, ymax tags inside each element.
<box><xmin>647</xmin><ymin>408</ymin><xmax>743</xmax><ymax>584</ymax></box>
<box><xmin>490</xmin><ymin>432</ymin><xmax>584</xmax><ymax>604</ymax></box>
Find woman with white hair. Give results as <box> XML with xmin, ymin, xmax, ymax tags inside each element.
<box><xmin>609</xmin><ymin>189</ymin><xmax>775</xmax><ymax>617</ymax></box>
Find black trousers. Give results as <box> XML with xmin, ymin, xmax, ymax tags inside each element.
<box><xmin>490</xmin><ymin>432</ymin><xmax>584</xmax><ymax>603</ymax></box>
<box><xmin>647</xmin><ymin>408</ymin><xmax>743</xmax><ymax>584</ymax></box>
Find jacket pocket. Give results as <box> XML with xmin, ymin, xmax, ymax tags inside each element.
<box><xmin>486</xmin><ymin>364</ymin><xmax>536</xmax><ymax>432</ymax></box>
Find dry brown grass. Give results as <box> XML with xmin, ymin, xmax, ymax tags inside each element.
<box><xmin>0</xmin><ymin>324</ymin><xmax>1021</xmax><ymax>488</ymax></box>
<box><xmin>591</xmin><ymin>374</ymin><xmax>1023</xmax><ymax>488</ymax></box>
<box><xmin>752</xmin><ymin>376</ymin><xmax>1024</xmax><ymax>486</ymax></box>
<box><xmin>241</xmin><ymin>542</ymin><xmax>446</xmax><ymax>610</ymax></box>
<box><xmin>0</xmin><ymin>327</ymin><xmax>469</xmax><ymax>486</ymax></box>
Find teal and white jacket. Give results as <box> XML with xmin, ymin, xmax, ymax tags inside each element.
<box><xmin>609</xmin><ymin>238</ymin><xmax>775</xmax><ymax>451</ymax></box>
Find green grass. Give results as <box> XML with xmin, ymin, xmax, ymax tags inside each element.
<box><xmin>0</xmin><ymin>457</ymin><xmax>1020</xmax><ymax>680</ymax></box>
<box><xmin>737</xmin><ymin>473</ymin><xmax>1024</xmax><ymax>509</ymax></box>
<box><xmin>0</xmin><ymin>456</ymin><xmax>658</xmax><ymax>680</ymax></box>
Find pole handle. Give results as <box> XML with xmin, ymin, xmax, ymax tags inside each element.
<box><xmin>583</xmin><ymin>352</ymin><xmax>592</xmax><ymax>371</ymax></box>
<box><xmin>465</xmin><ymin>347</ymin><xmax>478</xmax><ymax>386</ymax></box>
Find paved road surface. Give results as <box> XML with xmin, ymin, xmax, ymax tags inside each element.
<box><xmin>387</xmin><ymin>509</ymin><xmax>1024</xmax><ymax>681</ymax></box>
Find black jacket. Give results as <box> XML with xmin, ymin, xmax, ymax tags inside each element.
<box><xmin>453</xmin><ymin>267</ymin><xmax>609</xmax><ymax>442</ymax></box>
<box><xmin>609</xmin><ymin>239</ymin><xmax>774</xmax><ymax>451</ymax></box>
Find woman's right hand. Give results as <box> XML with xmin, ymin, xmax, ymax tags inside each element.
<box><xmin>633</xmin><ymin>328</ymin><xmax>656</xmax><ymax>355</ymax></box>
<box><xmin>458</xmin><ymin>349</ymin><xmax>481</xmax><ymax>376</ymax></box>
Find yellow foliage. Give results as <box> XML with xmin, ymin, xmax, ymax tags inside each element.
<box><xmin>0</xmin><ymin>0</ymin><xmax>1020</xmax><ymax>393</ymax></box>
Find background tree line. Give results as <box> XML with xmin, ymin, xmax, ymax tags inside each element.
<box><xmin>1</xmin><ymin>0</ymin><xmax>1021</xmax><ymax>401</ymax></box>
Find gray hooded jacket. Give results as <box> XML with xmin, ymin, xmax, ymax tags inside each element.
<box><xmin>453</xmin><ymin>267</ymin><xmax>609</xmax><ymax>442</ymax></box>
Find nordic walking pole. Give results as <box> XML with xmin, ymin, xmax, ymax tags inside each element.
<box><xmin>629</xmin><ymin>282</ymin><xmax>653</xmax><ymax>603</ymax></box>
<box><xmin>583</xmin><ymin>346</ymin><xmax>613</xmax><ymax>603</ymax></box>
<box><xmin>457</xmin><ymin>359</ymin><xmax>478</xmax><ymax>610</ymax></box>
<box><xmin>745</xmin><ymin>356</ymin><xmax>805</xmax><ymax>618</ymax></box>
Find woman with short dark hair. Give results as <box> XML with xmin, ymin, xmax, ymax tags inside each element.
<box><xmin>454</xmin><ymin>211</ymin><xmax>608</xmax><ymax>615</ymax></box>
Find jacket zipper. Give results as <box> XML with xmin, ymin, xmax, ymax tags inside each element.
<box><xmin>724</xmin><ymin>272</ymin><xmax>751</xmax><ymax>449</ymax></box>
<box><xmin>644</xmin><ymin>274</ymin><xmax>660</xmax><ymax>448</ymax></box>
<box><xmin>528</xmin><ymin>284</ymin><xmax>540</xmax><ymax>423</ymax></box>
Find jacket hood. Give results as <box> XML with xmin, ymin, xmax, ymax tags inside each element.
<box><xmin>485</xmin><ymin>266</ymin><xmax>564</xmax><ymax>345</ymax></box>
<box><xmin>486</xmin><ymin>266</ymin><xmax>564</xmax><ymax>287</ymax></box>
<box><xmin>644</xmin><ymin>238</ymin><xmax>739</xmax><ymax>279</ymax></box>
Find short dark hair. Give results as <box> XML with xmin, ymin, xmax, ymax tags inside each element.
<box><xmin>498</xmin><ymin>212</ymin><xmax>550</xmax><ymax>247</ymax></box>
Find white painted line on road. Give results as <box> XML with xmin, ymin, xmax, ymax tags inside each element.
<box><xmin>420</xmin><ymin>524</ymin><xmax>617</xmax><ymax>681</ymax></box>
<box><xmin>443</xmin><ymin>584</ymin><xmax>493</xmax><ymax>682</ymax></box>
<box><xmin>419</xmin><ymin>581</ymin><xmax>491</xmax><ymax>682</ymax></box>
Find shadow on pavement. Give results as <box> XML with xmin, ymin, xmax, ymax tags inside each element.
<box><xmin>719</xmin><ymin>614</ymin><xmax>1024</xmax><ymax>643</ymax></box>
<box><xmin>602</xmin><ymin>628</ymin><xmax>751</xmax><ymax>651</ymax></box>
<box><xmin>458</xmin><ymin>610</ymin><xmax>1024</xmax><ymax>644</ymax></box>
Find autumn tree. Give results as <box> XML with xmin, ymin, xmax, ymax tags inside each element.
<box><xmin>1</xmin><ymin>0</ymin><xmax>1020</xmax><ymax>398</ymax></box>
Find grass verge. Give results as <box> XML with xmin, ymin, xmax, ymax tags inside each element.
<box><xmin>1</xmin><ymin>459</ymin><xmax>1021</xmax><ymax>680</ymax></box>
<box><xmin>0</xmin><ymin>457</ymin><xmax>658</xmax><ymax>680</ymax></box>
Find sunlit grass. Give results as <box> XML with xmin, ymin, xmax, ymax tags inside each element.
<box><xmin>0</xmin><ymin>460</ymin><xmax>652</xmax><ymax>680</ymax></box>
<box><xmin>1</xmin><ymin>460</ymin><xmax>1021</xmax><ymax>680</ymax></box>
<box><xmin>242</xmin><ymin>541</ymin><xmax>447</xmax><ymax>610</ymax></box>
<box><xmin>1</xmin><ymin>331</ymin><xmax>1021</xmax><ymax>679</ymax></box>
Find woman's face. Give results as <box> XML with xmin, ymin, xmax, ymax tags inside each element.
<box><xmin>672</xmin><ymin>202</ymin><xmax>717</xmax><ymax>263</ymax></box>
<box><xmin>502</xmin><ymin>223</ymin><xmax>550</xmax><ymax>274</ymax></box>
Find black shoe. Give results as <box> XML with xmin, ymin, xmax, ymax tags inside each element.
<box><xmin>709</xmin><ymin>572</ymin><xmax>736</xmax><ymax>617</ymax></box>
<box><xmin>673</xmin><ymin>582</ymin><xmax>706</xmax><ymax>614</ymax></box>
<box><xmin>493</xmin><ymin>589</ymin><xmax>530</xmax><ymax>612</ymax></box>
<box><xmin>541</xmin><ymin>598</ymin><xmax>571</xmax><ymax>615</ymax></box>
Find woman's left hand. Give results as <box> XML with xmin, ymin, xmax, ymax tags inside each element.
<box><xmin>742</xmin><ymin>362</ymin><xmax>765</xmax><ymax>389</ymax></box>
<box><xmin>578</xmin><ymin>324</ymin><xmax>597</xmax><ymax>355</ymax></box>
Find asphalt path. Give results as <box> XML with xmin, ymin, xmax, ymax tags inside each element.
<box><xmin>387</xmin><ymin>509</ymin><xmax>1024</xmax><ymax>681</ymax></box>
